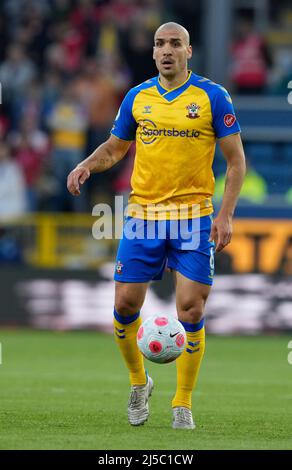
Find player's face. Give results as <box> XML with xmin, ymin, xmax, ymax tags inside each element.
<box><xmin>153</xmin><ymin>29</ymin><xmax>192</xmax><ymax>79</ymax></box>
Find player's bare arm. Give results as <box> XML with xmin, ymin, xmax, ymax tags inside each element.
<box><xmin>210</xmin><ymin>133</ymin><xmax>246</xmax><ymax>252</ymax></box>
<box><xmin>67</xmin><ymin>135</ymin><xmax>132</xmax><ymax>196</ymax></box>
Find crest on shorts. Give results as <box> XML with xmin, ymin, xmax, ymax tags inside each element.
<box><xmin>186</xmin><ymin>103</ymin><xmax>200</xmax><ymax>119</ymax></box>
<box><xmin>115</xmin><ymin>260</ymin><xmax>123</xmax><ymax>274</ymax></box>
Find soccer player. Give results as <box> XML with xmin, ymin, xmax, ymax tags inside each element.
<box><xmin>67</xmin><ymin>22</ymin><xmax>246</xmax><ymax>429</ymax></box>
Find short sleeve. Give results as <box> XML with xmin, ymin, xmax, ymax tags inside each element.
<box><xmin>212</xmin><ymin>87</ymin><xmax>241</xmax><ymax>139</ymax></box>
<box><xmin>111</xmin><ymin>90</ymin><xmax>137</xmax><ymax>141</ymax></box>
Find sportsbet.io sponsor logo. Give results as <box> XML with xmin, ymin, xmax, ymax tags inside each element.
<box><xmin>139</xmin><ymin>119</ymin><xmax>200</xmax><ymax>144</ymax></box>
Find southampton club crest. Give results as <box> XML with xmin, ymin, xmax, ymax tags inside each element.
<box><xmin>115</xmin><ymin>260</ymin><xmax>123</xmax><ymax>274</ymax></box>
<box><xmin>186</xmin><ymin>103</ymin><xmax>200</xmax><ymax>119</ymax></box>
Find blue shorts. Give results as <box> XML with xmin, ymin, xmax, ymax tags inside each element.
<box><xmin>114</xmin><ymin>215</ymin><xmax>215</xmax><ymax>285</ymax></box>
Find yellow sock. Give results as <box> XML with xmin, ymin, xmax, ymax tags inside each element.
<box><xmin>113</xmin><ymin>308</ymin><xmax>146</xmax><ymax>386</ymax></box>
<box><xmin>172</xmin><ymin>320</ymin><xmax>205</xmax><ymax>410</ymax></box>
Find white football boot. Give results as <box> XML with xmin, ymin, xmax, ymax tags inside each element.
<box><xmin>172</xmin><ymin>407</ymin><xmax>196</xmax><ymax>429</ymax></box>
<box><xmin>127</xmin><ymin>376</ymin><xmax>154</xmax><ymax>426</ymax></box>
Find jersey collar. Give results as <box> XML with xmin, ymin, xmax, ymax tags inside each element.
<box><xmin>156</xmin><ymin>71</ymin><xmax>193</xmax><ymax>102</ymax></box>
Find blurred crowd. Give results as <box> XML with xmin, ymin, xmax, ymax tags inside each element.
<box><xmin>0</xmin><ymin>0</ymin><xmax>165</xmax><ymax>216</ymax></box>
<box><xmin>0</xmin><ymin>0</ymin><xmax>292</xmax><ymax>218</ymax></box>
<box><xmin>230</xmin><ymin>8</ymin><xmax>292</xmax><ymax>96</ymax></box>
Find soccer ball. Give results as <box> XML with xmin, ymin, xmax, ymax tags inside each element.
<box><xmin>137</xmin><ymin>315</ymin><xmax>186</xmax><ymax>364</ymax></box>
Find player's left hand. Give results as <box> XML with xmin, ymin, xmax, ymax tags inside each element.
<box><xmin>209</xmin><ymin>214</ymin><xmax>232</xmax><ymax>252</ymax></box>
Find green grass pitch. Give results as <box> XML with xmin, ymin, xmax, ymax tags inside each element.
<box><xmin>0</xmin><ymin>330</ymin><xmax>291</xmax><ymax>450</ymax></box>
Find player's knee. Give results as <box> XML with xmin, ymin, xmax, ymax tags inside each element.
<box><xmin>178</xmin><ymin>303</ymin><xmax>204</xmax><ymax>324</ymax></box>
<box><xmin>114</xmin><ymin>297</ymin><xmax>141</xmax><ymax>317</ymax></box>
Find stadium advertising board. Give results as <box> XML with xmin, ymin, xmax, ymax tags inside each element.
<box><xmin>0</xmin><ymin>219</ymin><xmax>291</xmax><ymax>333</ymax></box>
<box><xmin>0</xmin><ymin>270</ymin><xmax>291</xmax><ymax>334</ymax></box>
<box><xmin>216</xmin><ymin>219</ymin><xmax>292</xmax><ymax>275</ymax></box>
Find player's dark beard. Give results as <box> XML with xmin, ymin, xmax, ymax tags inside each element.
<box><xmin>161</xmin><ymin>71</ymin><xmax>175</xmax><ymax>78</ymax></box>
<box><xmin>159</xmin><ymin>66</ymin><xmax>177</xmax><ymax>79</ymax></box>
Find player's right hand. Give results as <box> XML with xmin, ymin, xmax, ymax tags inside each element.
<box><xmin>67</xmin><ymin>166</ymin><xmax>90</xmax><ymax>196</ymax></box>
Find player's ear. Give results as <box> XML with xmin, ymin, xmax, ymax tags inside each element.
<box><xmin>187</xmin><ymin>45</ymin><xmax>192</xmax><ymax>60</ymax></box>
<box><xmin>153</xmin><ymin>46</ymin><xmax>156</xmax><ymax>60</ymax></box>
